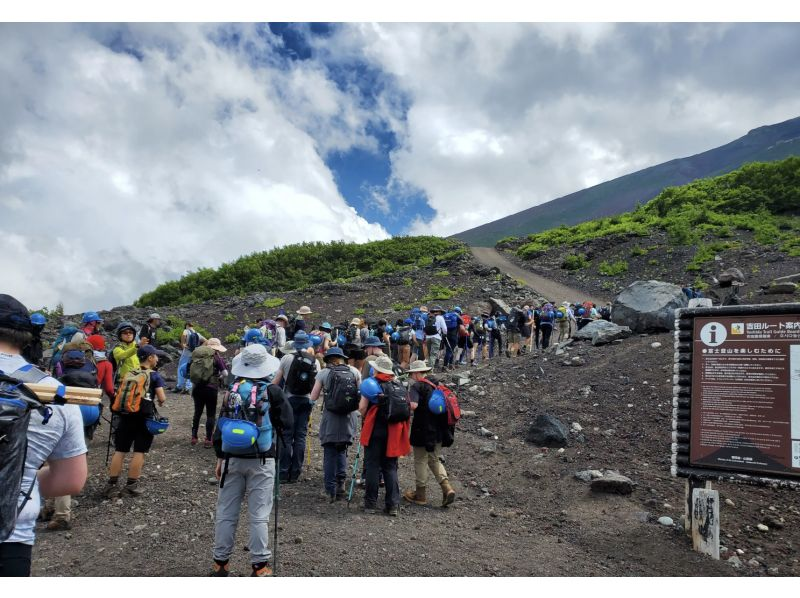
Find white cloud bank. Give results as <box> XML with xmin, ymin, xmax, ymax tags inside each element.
<box><xmin>0</xmin><ymin>24</ymin><xmax>388</xmax><ymax>312</ymax></box>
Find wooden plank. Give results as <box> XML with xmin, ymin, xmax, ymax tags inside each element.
<box><xmin>25</xmin><ymin>383</ymin><xmax>102</xmax><ymax>406</ymax></box>
<box><xmin>691</xmin><ymin>488</ymin><xmax>720</xmax><ymax>560</ymax></box>
<box><xmin>684</xmin><ymin>477</ymin><xmax>710</xmax><ymax>536</ymax></box>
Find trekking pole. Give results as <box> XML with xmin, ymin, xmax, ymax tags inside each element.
<box><xmin>273</xmin><ymin>433</ymin><xmax>281</xmax><ymax>576</ymax></box>
<box><xmin>347</xmin><ymin>432</ymin><xmax>362</xmax><ymax>508</ymax></box>
<box><xmin>105</xmin><ymin>413</ymin><xmax>116</xmax><ymax>466</ymax></box>
<box><xmin>305</xmin><ymin>401</ymin><xmax>315</xmax><ymax>467</ymax></box>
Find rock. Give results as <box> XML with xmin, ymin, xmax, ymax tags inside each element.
<box><xmin>526</xmin><ymin>414</ymin><xmax>569</xmax><ymax>448</ymax></box>
<box><xmin>771</xmin><ymin>272</ymin><xmax>800</xmax><ymax>285</ymax></box>
<box><xmin>764</xmin><ymin>282</ymin><xmax>798</xmax><ymax>294</ymax></box>
<box><xmin>757</xmin><ymin>523</ymin><xmax>769</xmax><ymax>532</ymax></box>
<box><xmin>590</xmin><ymin>472</ymin><xmax>635</xmax><ymax>495</ymax></box>
<box><xmin>574</xmin><ymin>471</ymin><xmax>593</xmax><ymax>483</ymax></box>
<box><xmin>294</xmin><ymin>537</ymin><xmax>303</xmax><ymax>544</ymax></box>
<box><xmin>650</xmin><ymin>342</ymin><xmax>662</xmax><ymax>349</ymax></box>
<box><xmin>479</xmin><ymin>427</ymin><xmax>494</xmax><ymax>437</ymax></box>
<box><xmin>658</xmin><ymin>516</ymin><xmax>674</xmax><ymax>526</ymax></box>
<box><xmin>458</xmin><ymin>377</ymin><xmax>471</xmax><ymax>386</ymax></box>
<box><xmin>572</xmin><ymin>319</ymin><xmax>632</xmax><ymax>343</ymax></box>
<box><xmin>747</xmin><ymin>559</ymin><xmax>761</xmax><ymax>568</ymax></box>
<box><xmin>488</xmin><ymin>297</ymin><xmax>512</xmax><ymax>316</ymax></box>
<box><xmin>569</xmin><ymin>357</ymin><xmax>585</xmax><ymax>367</ymax></box>
<box><xmin>725</xmin><ymin>498</ymin><xmax>735</xmax><ymax>507</ymax></box>
<box><xmin>571</xmin><ymin>422</ymin><xmax>583</xmax><ymax>433</ymax></box>
<box><xmin>479</xmin><ymin>445</ymin><xmax>496</xmax><ymax>455</ymax></box>
<box><xmin>208</xmin><ymin>477</ymin><xmax>219</xmax><ymax>484</ymax></box>
<box><xmin>611</xmin><ymin>280</ymin><xmax>688</xmax><ymax>333</ymax></box>
<box><xmin>461</xmin><ymin>410</ymin><xmax>477</xmax><ymax>417</ymax></box>
<box><xmin>133</xmin><ymin>524</ymin><xmax>146</xmax><ymax>532</ymax></box>
<box><xmin>728</xmin><ymin>556</ymin><xmax>743</xmax><ymax>569</ymax></box>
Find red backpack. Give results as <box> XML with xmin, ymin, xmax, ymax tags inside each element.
<box><xmin>422</xmin><ymin>379</ymin><xmax>461</xmax><ymax>426</ymax></box>
<box><xmin>459</xmin><ymin>314</ymin><xmax>472</xmax><ymax>338</ymax></box>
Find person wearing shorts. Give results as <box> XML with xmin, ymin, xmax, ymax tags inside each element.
<box><xmin>104</xmin><ymin>344</ymin><xmax>168</xmax><ymax>499</ymax></box>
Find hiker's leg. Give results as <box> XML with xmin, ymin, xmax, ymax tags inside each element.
<box><xmin>202</xmin><ymin>387</ymin><xmax>218</xmax><ymax>441</ymax></box>
<box><xmin>413</xmin><ymin>446</ymin><xmax>429</xmax><ymax>488</ymax></box>
<box><xmin>322</xmin><ymin>443</ymin><xmax>337</xmax><ymax>497</ymax></box>
<box><xmin>176</xmin><ymin>350</ymin><xmax>190</xmax><ymax>391</ymax></box>
<box><xmin>279</xmin><ymin>412</ymin><xmax>295</xmax><ymax>481</ymax></box>
<box><xmin>129</xmin><ymin>452</ymin><xmax>145</xmax><ymax>479</ymax></box>
<box><xmin>213</xmin><ymin>460</ymin><xmax>246</xmax><ymax>563</ymax></box>
<box><xmin>0</xmin><ymin>542</ymin><xmax>33</xmax><ymax>577</ymax></box>
<box><xmin>290</xmin><ymin>401</ymin><xmax>311</xmax><ymax>480</ymax></box>
<box><xmin>51</xmin><ymin>495</ymin><xmax>71</xmax><ymax>524</ymax></box>
<box><xmin>363</xmin><ymin>444</ymin><xmax>382</xmax><ymax>507</ymax></box>
<box><xmin>246</xmin><ymin>458</ymin><xmax>274</xmax><ymax>564</ymax></box>
<box><xmin>427</xmin><ymin>443</ymin><xmax>448</xmax><ymax>484</ymax></box>
<box><xmin>191</xmin><ymin>390</ymin><xmax>204</xmax><ymax>439</ymax></box>
<box><xmin>382</xmin><ymin>455</ymin><xmax>399</xmax><ymax>509</ymax></box>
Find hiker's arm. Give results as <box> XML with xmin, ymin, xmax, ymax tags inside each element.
<box><xmin>38</xmin><ymin>455</ymin><xmax>88</xmax><ymax>498</ymax></box>
<box><xmin>272</xmin><ymin>365</ymin><xmax>284</xmax><ymax>386</ymax></box>
<box><xmin>155</xmin><ymin>385</ymin><xmax>167</xmax><ymax>405</ymax></box>
<box><xmin>408</xmin><ymin>386</ymin><xmax>420</xmax><ymax>412</ymax></box>
<box><xmin>179</xmin><ymin>331</ymin><xmax>187</xmax><ymax>349</ymax></box>
<box><xmin>309</xmin><ymin>379</ymin><xmax>323</xmax><ymax>402</ymax></box>
<box><xmin>358</xmin><ymin>396</ymin><xmax>369</xmax><ymax>418</ymax></box>
<box><xmin>114</xmin><ymin>343</ymin><xmax>138</xmax><ymax>360</ymax></box>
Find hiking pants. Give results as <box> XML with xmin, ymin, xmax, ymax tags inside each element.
<box><xmin>426</xmin><ymin>336</ymin><xmax>441</xmax><ymax>368</ymax></box>
<box><xmin>280</xmin><ymin>396</ymin><xmax>312</xmax><ymax>481</ymax></box>
<box><xmin>557</xmin><ymin>321</ymin><xmax>569</xmax><ymax>342</ymax></box>
<box><xmin>489</xmin><ymin>331</ymin><xmax>502</xmax><ymax>358</ymax></box>
<box><xmin>322</xmin><ymin>443</ymin><xmax>348</xmax><ymax>497</ymax></box>
<box><xmin>176</xmin><ymin>348</ymin><xmax>193</xmax><ymax>391</ymax></box>
<box><xmin>363</xmin><ymin>436</ymin><xmax>399</xmax><ymax>509</ymax></box>
<box><xmin>534</xmin><ymin>325</ymin><xmax>541</xmax><ymax>350</ymax></box>
<box><xmin>413</xmin><ymin>444</ymin><xmax>448</xmax><ymax>488</ymax></box>
<box><xmin>213</xmin><ymin>457</ymin><xmax>274</xmax><ymax>565</ymax></box>
<box><xmin>191</xmin><ymin>386</ymin><xmax>218</xmax><ymax>441</ymax></box>
<box><xmin>52</xmin><ymin>495</ymin><xmax>71</xmax><ymax>523</ymax></box>
<box><xmin>540</xmin><ymin>324</ymin><xmax>554</xmax><ymax>350</ymax></box>
<box><xmin>443</xmin><ymin>333</ymin><xmax>458</xmax><ymax>367</ymax></box>
<box><xmin>0</xmin><ymin>542</ymin><xmax>32</xmax><ymax>577</ymax></box>
<box><xmin>473</xmin><ymin>335</ymin><xmax>486</xmax><ymax>363</ymax></box>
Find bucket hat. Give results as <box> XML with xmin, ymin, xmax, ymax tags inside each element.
<box><xmin>371</xmin><ymin>355</ymin><xmax>395</xmax><ymax>375</ymax></box>
<box><xmin>275</xmin><ymin>314</ymin><xmax>289</xmax><ymax>324</ymax></box>
<box><xmin>296</xmin><ymin>306</ymin><xmax>312</xmax><ymax>315</ymax></box>
<box><xmin>323</xmin><ymin>347</ymin><xmax>347</xmax><ymax>362</ymax></box>
<box><xmin>231</xmin><ymin>344</ymin><xmax>280</xmax><ymax>379</ymax></box>
<box><xmin>407</xmin><ymin>360</ymin><xmax>431</xmax><ymax>373</ymax></box>
<box><xmin>363</xmin><ymin>336</ymin><xmax>385</xmax><ymax>348</ymax></box>
<box><xmin>430</xmin><ymin>306</ymin><xmax>445</xmax><ymax>314</ymax></box>
<box><xmin>206</xmin><ymin>338</ymin><xmax>227</xmax><ymax>353</ymax></box>
<box><xmin>292</xmin><ymin>331</ymin><xmax>311</xmax><ymax>350</ymax></box>
<box><xmin>350</xmin><ymin>317</ymin><xmax>361</xmax><ymax>326</ymax></box>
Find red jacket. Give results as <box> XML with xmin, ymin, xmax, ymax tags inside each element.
<box><xmin>360</xmin><ymin>405</ymin><xmax>411</xmax><ymax>457</ymax></box>
<box><xmin>96</xmin><ymin>359</ymin><xmax>115</xmax><ymax>401</ymax></box>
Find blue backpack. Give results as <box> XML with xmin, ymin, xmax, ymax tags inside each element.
<box><xmin>540</xmin><ymin>308</ymin><xmax>555</xmax><ymax>325</ymax></box>
<box><xmin>49</xmin><ymin>326</ymin><xmax>79</xmax><ymax>371</ymax></box>
<box><xmin>218</xmin><ymin>379</ymin><xmax>273</xmax><ymax>457</ymax></box>
<box><xmin>444</xmin><ymin>312</ymin><xmax>459</xmax><ymax>331</ymax></box>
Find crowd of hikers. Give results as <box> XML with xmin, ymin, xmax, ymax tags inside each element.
<box><xmin>0</xmin><ymin>293</ymin><xmax>608</xmax><ymax>578</ymax></box>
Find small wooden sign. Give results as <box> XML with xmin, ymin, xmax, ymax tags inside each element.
<box><xmin>25</xmin><ymin>383</ymin><xmax>102</xmax><ymax>406</ymax></box>
<box><xmin>691</xmin><ymin>488</ymin><xmax>720</xmax><ymax>560</ymax></box>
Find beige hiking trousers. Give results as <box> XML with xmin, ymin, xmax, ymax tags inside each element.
<box><xmin>414</xmin><ymin>444</ymin><xmax>448</xmax><ymax>488</ymax></box>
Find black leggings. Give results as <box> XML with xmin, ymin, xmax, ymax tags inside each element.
<box><xmin>191</xmin><ymin>386</ymin><xmax>218</xmax><ymax>440</ymax></box>
<box><xmin>0</xmin><ymin>542</ymin><xmax>32</xmax><ymax>577</ymax></box>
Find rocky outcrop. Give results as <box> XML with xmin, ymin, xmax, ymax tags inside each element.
<box><xmin>526</xmin><ymin>414</ymin><xmax>569</xmax><ymax>448</ymax></box>
<box><xmin>611</xmin><ymin>280</ymin><xmax>688</xmax><ymax>333</ymax></box>
<box><xmin>572</xmin><ymin>319</ymin><xmax>632</xmax><ymax>346</ymax></box>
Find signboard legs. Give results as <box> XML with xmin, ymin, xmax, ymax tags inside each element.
<box><xmin>691</xmin><ymin>488</ymin><xmax>720</xmax><ymax>560</ymax></box>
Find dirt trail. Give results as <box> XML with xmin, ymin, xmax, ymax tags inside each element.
<box><xmin>471</xmin><ymin>246</ymin><xmax>608</xmax><ymax>305</ymax></box>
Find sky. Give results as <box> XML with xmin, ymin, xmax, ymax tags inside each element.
<box><xmin>2</xmin><ymin>18</ymin><xmax>800</xmax><ymax>312</ymax></box>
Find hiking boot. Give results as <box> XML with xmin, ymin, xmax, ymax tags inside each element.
<box><xmin>39</xmin><ymin>504</ymin><xmax>55</xmax><ymax>522</ymax></box>
<box><xmin>103</xmin><ymin>481</ymin><xmax>120</xmax><ymax>500</ymax></box>
<box><xmin>440</xmin><ymin>479</ymin><xmax>456</xmax><ymax>507</ymax></box>
<box><xmin>46</xmin><ymin>518</ymin><xmax>71</xmax><ymax>531</ymax></box>
<box><xmin>335</xmin><ymin>482</ymin><xmax>346</xmax><ymax>500</ymax></box>
<box><xmin>204</xmin><ymin>439</ymin><xmax>213</xmax><ymax>449</ymax></box>
<box><xmin>191</xmin><ymin>436</ymin><xmax>198</xmax><ymax>445</ymax></box>
<box><xmin>383</xmin><ymin>505</ymin><xmax>399</xmax><ymax>517</ymax></box>
<box><xmin>251</xmin><ymin>562</ymin><xmax>273</xmax><ymax>577</ymax></box>
<box><xmin>210</xmin><ymin>560</ymin><xmax>230</xmax><ymax>577</ymax></box>
<box><xmin>363</xmin><ymin>503</ymin><xmax>378</xmax><ymax>514</ymax></box>
<box><xmin>403</xmin><ymin>486</ymin><xmax>427</xmax><ymax>506</ymax></box>
<box><xmin>123</xmin><ymin>481</ymin><xmax>144</xmax><ymax>497</ymax></box>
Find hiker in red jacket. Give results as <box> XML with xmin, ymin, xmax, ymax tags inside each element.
<box><xmin>87</xmin><ymin>334</ymin><xmax>115</xmax><ymax>403</ymax></box>
<box><xmin>358</xmin><ymin>355</ymin><xmax>410</xmax><ymax>516</ymax></box>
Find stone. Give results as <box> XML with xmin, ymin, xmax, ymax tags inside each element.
<box><xmin>725</xmin><ymin>498</ymin><xmax>735</xmax><ymax>507</ymax></box>
<box><xmin>771</xmin><ymin>272</ymin><xmax>800</xmax><ymax>285</ymax></box>
<box><xmin>479</xmin><ymin>445</ymin><xmax>496</xmax><ymax>455</ymax></box>
<box><xmin>574</xmin><ymin>471</ymin><xmax>594</xmax><ymax>483</ymax></box>
<box><xmin>728</xmin><ymin>556</ymin><xmax>743</xmax><ymax>569</ymax></box>
<box><xmin>488</xmin><ymin>297</ymin><xmax>512</xmax><ymax>316</ymax></box>
<box><xmin>458</xmin><ymin>378</ymin><xmax>471</xmax><ymax>386</ymax></box>
<box><xmin>571</xmin><ymin>422</ymin><xmax>583</xmax><ymax>433</ymax></box>
<box><xmin>526</xmin><ymin>414</ymin><xmax>569</xmax><ymax>448</ymax></box>
<box><xmin>208</xmin><ymin>477</ymin><xmax>218</xmax><ymax>484</ymax></box>
<box><xmin>747</xmin><ymin>559</ymin><xmax>761</xmax><ymax>568</ymax></box>
<box><xmin>590</xmin><ymin>472</ymin><xmax>635</xmax><ymax>495</ymax></box>
<box><xmin>479</xmin><ymin>427</ymin><xmax>494</xmax><ymax>437</ymax></box>
<box><xmin>611</xmin><ymin>280</ymin><xmax>688</xmax><ymax>333</ymax></box>
<box><xmin>133</xmin><ymin>524</ymin><xmax>146</xmax><ymax>532</ymax></box>
<box><xmin>461</xmin><ymin>410</ymin><xmax>477</xmax><ymax>417</ymax></box>
<box><xmin>572</xmin><ymin>319</ymin><xmax>632</xmax><ymax>344</ymax></box>
<box><xmin>650</xmin><ymin>342</ymin><xmax>662</xmax><ymax>349</ymax></box>
<box><xmin>757</xmin><ymin>524</ymin><xmax>769</xmax><ymax>532</ymax></box>
<box><xmin>688</xmin><ymin>298</ymin><xmax>713</xmax><ymax>308</ymax></box>
<box><xmin>764</xmin><ymin>282</ymin><xmax>798</xmax><ymax>294</ymax></box>
<box><xmin>657</xmin><ymin>516</ymin><xmax>674</xmax><ymax>526</ymax></box>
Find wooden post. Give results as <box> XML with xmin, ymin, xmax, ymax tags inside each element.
<box><xmin>691</xmin><ymin>488</ymin><xmax>720</xmax><ymax>560</ymax></box>
<box><xmin>684</xmin><ymin>477</ymin><xmax>710</xmax><ymax>536</ymax></box>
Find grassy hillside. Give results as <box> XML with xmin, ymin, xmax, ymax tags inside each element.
<box><xmin>136</xmin><ymin>237</ymin><xmax>466</xmax><ymax>307</ymax></box>
<box><xmin>454</xmin><ymin>116</ymin><xmax>800</xmax><ymax>247</ymax></box>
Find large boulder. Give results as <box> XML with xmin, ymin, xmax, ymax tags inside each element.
<box><xmin>572</xmin><ymin>319</ymin><xmax>632</xmax><ymax>345</ymax></box>
<box><xmin>489</xmin><ymin>297</ymin><xmax>513</xmax><ymax>316</ymax></box>
<box><xmin>526</xmin><ymin>414</ymin><xmax>569</xmax><ymax>448</ymax></box>
<box><xmin>612</xmin><ymin>280</ymin><xmax>688</xmax><ymax>333</ymax></box>
<box><xmin>763</xmin><ymin>282</ymin><xmax>798</xmax><ymax>295</ymax></box>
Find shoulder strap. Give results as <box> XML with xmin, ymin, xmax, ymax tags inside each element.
<box><xmin>9</xmin><ymin>363</ymin><xmax>49</xmax><ymax>384</ymax></box>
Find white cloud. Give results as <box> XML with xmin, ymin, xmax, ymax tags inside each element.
<box><xmin>0</xmin><ymin>24</ymin><xmax>388</xmax><ymax>312</ymax></box>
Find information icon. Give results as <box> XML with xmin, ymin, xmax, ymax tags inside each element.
<box><xmin>699</xmin><ymin>322</ymin><xmax>727</xmax><ymax>347</ymax></box>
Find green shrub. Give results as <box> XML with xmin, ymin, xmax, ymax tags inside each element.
<box><xmin>434</xmin><ymin>270</ymin><xmax>450</xmax><ymax>277</ymax></box>
<box><xmin>262</xmin><ymin>298</ymin><xmax>286</xmax><ymax>309</ymax></box>
<box><xmin>223</xmin><ymin>314</ymin><xmax>235</xmax><ymax>321</ymax></box>
<box><xmin>517</xmin><ymin>242</ymin><xmax>548</xmax><ymax>259</ymax></box>
<box><xmin>561</xmin><ymin>254</ymin><xmax>588</xmax><ymax>270</ymax></box>
<box><xmin>402</xmin><ymin>277</ymin><xmax>413</xmax><ymax>287</ymax></box>
<box><xmin>629</xmin><ymin>247</ymin><xmax>648</xmax><ymax>257</ymax></box>
<box><xmin>648</xmin><ymin>259</ymin><xmax>659</xmax><ymax>266</ymax></box>
<box><xmin>158</xmin><ymin>317</ymin><xmax>211</xmax><ymax>346</ymax></box>
<box><xmin>598</xmin><ymin>260</ymin><xmax>629</xmax><ymax>276</ymax></box>
<box><xmin>392</xmin><ymin>302</ymin><xmax>413</xmax><ymax>311</ymax></box>
<box><xmin>353</xmin><ymin>308</ymin><xmax>365</xmax><ymax>315</ymax></box>
<box><xmin>423</xmin><ymin>284</ymin><xmax>461</xmax><ymax>301</ymax></box>
<box><xmin>224</xmin><ymin>333</ymin><xmax>240</xmax><ymax>344</ymax></box>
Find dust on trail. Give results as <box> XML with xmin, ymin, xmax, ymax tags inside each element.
<box><xmin>470</xmin><ymin>246</ymin><xmax>608</xmax><ymax>306</ymax></box>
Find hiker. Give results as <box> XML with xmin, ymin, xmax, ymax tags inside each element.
<box><xmin>292</xmin><ymin>306</ymin><xmax>312</xmax><ymax>340</ymax></box>
<box><xmin>112</xmin><ymin>322</ymin><xmax>140</xmax><ymax>385</ymax></box>
<box><xmin>176</xmin><ymin>322</ymin><xmax>205</xmax><ymax>394</ymax></box>
<box><xmin>358</xmin><ymin>356</ymin><xmax>411</xmax><ymax>516</ymax></box>
<box><xmin>539</xmin><ymin>303</ymin><xmax>555</xmax><ymax>350</ymax></box>
<box><xmin>506</xmin><ymin>306</ymin><xmax>523</xmax><ymax>358</ymax></box>
<box><xmin>87</xmin><ymin>335</ymin><xmax>115</xmax><ymax>403</ymax></box>
<box><xmin>344</xmin><ymin>342</ymin><xmax>367</xmax><ymax>374</ymax></box>
<box><xmin>190</xmin><ymin>338</ymin><xmax>229</xmax><ymax>448</ymax></box>
<box><xmin>139</xmin><ymin>313</ymin><xmax>161</xmax><ymax>346</ymax></box>
<box><xmin>531</xmin><ymin>305</ymin><xmax>541</xmax><ymax>351</ymax></box>
<box><xmin>361</xmin><ymin>336</ymin><xmax>387</xmax><ymax>379</ymax></box>
<box><xmin>402</xmin><ymin>360</ymin><xmax>456</xmax><ymax>508</ymax></box>
<box><xmin>70</xmin><ymin>311</ymin><xmax>104</xmax><ymax>343</ymax></box>
<box><xmin>413</xmin><ymin>306</ymin><xmax>429</xmax><ymax>361</ymax></box>
<box><xmin>48</xmin><ymin>322</ymin><xmax>80</xmax><ymax>372</ymax></box>
<box><xmin>396</xmin><ymin>318</ymin><xmax>415</xmax><ymax>369</ymax></box>
<box><xmin>455</xmin><ymin>309</ymin><xmax>473</xmax><ymax>366</ymax></box>
<box><xmin>272</xmin><ymin>331</ymin><xmax>320</xmax><ymax>483</ymax></box>
<box><xmin>274</xmin><ymin>314</ymin><xmax>289</xmax><ymax>355</ymax></box>
<box><xmin>470</xmin><ymin>313</ymin><xmax>488</xmax><ymax>366</ymax></box>
<box><xmin>104</xmin><ymin>344</ymin><xmax>168</xmax><ymax>498</ymax></box>
<box><xmin>442</xmin><ymin>307</ymin><xmax>462</xmax><ymax>370</ymax></box>
<box><xmin>600</xmin><ymin>302</ymin><xmax>613</xmax><ymax>321</ymax></box>
<box><xmin>0</xmin><ymin>294</ymin><xmax>87</xmax><ymax>576</ymax></box>
<box><xmin>211</xmin><ymin>343</ymin><xmax>292</xmax><ymax>577</ymax></box>
<box><xmin>21</xmin><ymin>313</ymin><xmax>46</xmax><ymax>367</ymax></box>
<box><xmin>309</xmin><ymin>347</ymin><xmax>361</xmax><ymax>502</ymax></box>
<box><xmin>424</xmin><ymin>306</ymin><xmax>447</xmax><ymax>369</ymax></box>
<box><xmin>520</xmin><ymin>305</ymin><xmax>533</xmax><ymax>354</ymax></box>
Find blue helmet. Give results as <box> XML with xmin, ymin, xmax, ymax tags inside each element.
<box><xmin>320</xmin><ymin>322</ymin><xmax>332</xmax><ymax>331</ymax></box>
<box><xmin>30</xmin><ymin>313</ymin><xmax>47</xmax><ymax>326</ymax></box>
<box><xmin>403</xmin><ymin>318</ymin><xmax>413</xmax><ymax>325</ymax></box>
<box><xmin>453</xmin><ymin>306</ymin><xmax>462</xmax><ymax>314</ymax></box>
<box><xmin>79</xmin><ymin>404</ymin><xmax>101</xmax><ymax>426</ymax></box>
<box><xmin>244</xmin><ymin>328</ymin><xmax>265</xmax><ymax>345</ymax></box>
<box><xmin>82</xmin><ymin>311</ymin><xmax>103</xmax><ymax>324</ymax></box>
<box><xmin>391</xmin><ymin>331</ymin><xmax>400</xmax><ymax>342</ymax></box>
<box><xmin>360</xmin><ymin>377</ymin><xmax>382</xmax><ymax>403</ymax></box>
<box><xmin>577</xmin><ymin>308</ymin><xmax>585</xmax><ymax>316</ymax></box>
<box><xmin>309</xmin><ymin>333</ymin><xmax>323</xmax><ymax>347</ymax></box>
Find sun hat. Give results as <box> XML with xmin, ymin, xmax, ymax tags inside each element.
<box><xmin>206</xmin><ymin>338</ymin><xmax>227</xmax><ymax>353</ymax></box>
<box><xmin>0</xmin><ymin>294</ymin><xmax>33</xmax><ymax>332</ymax></box>
<box><xmin>148</xmin><ymin>313</ymin><xmax>161</xmax><ymax>321</ymax></box>
<box><xmin>231</xmin><ymin>344</ymin><xmax>280</xmax><ymax>379</ymax></box>
<box><xmin>275</xmin><ymin>314</ymin><xmax>289</xmax><ymax>324</ymax></box>
<box><xmin>296</xmin><ymin>306</ymin><xmax>312</xmax><ymax>315</ymax></box>
<box><xmin>323</xmin><ymin>347</ymin><xmax>347</xmax><ymax>362</ymax></box>
<box><xmin>430</xmin><ymin>306</ymin><xmax>445</xmax><ymax>314</ymax></box>
<box><xmin>350</xmin><ymin>317</ymin><xmax>361</xmax><ymax>326</ymax></box>
<box><xmin>371</xmin><ymin>355</ymin><xmax>395</xmax><ymax>375</ymax></box>
<box><xmin>320</xmin><ymin>321</ymin><xmax>332</xmax><ymax>331</ymax></box>
<box><xmin>363</xmin><ymin>336</ymin><xmax>385</xmax><ymax>348</ymax></box>
<box><xmin>407</xmin><ymin>360</ymin><xmax>431</xmax><ymax>373</ymax></box>
<box><xmin>115</xmin><ymin>321</ymin><xmax>136</xmax><ymax>338</ymax></box>
<box><xmin>292</xmin><ymin>331</ymin><xmax>311</xmax><ymax>350</ymax></box>
<box><xmin>419</xmin><ymin>306</ymin><xmax>429</xmax><ymax>313</ymax></box>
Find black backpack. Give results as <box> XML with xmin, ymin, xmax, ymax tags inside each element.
<box><xmin>0</xmin><ymin>366</ymin><xmax>51</xmax><ymax>543</ymax></box>
<box><xmin>398</xmin><ymin>326</ymin><xmax>413</xmax><ymax>345</ymax></box>
<box><xmin>378</xmin><ymin>380</ymin><xmax>411</xmax><ymax>423</ymax></box>
<box><xmin>346</xmin><ymin>324</ymin><xmax>363</xmax><ymax>348</ymax></box>
<box><xmin>323</xmin><ymin>365</ymin><xmax>360</xmax><ymax>415</ymax></box>
<box><xmin>187</xmin><ymin>330</ymin><xmax>201</xmax><ymax>351</ymax></box>
<box><xmin>285</xmin><ymin>351</ymin><xmax>317</xmax><ymax>396</ymax></box>
<box><xmin>508</xmin><ymin>308</ymin><xmax>522</xmax><ymax>328</ymax></box>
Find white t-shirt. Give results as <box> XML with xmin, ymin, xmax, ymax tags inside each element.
<box><xmin>0</xmin><ymin>352</ymin><xmax>87</xmax><ymax>546</ymax></box>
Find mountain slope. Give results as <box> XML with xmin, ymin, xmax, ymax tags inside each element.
<box><xmin>453</xmin><ymin>116</ymin><xmax>800</xmax><ymax>247</ymax></box>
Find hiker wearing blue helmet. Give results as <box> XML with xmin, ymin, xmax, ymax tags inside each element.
<box><xmin>425</xmin><ymin>306</ymin><xmax>448</xmax><ymax>369</ymax></box>
<box><xmin>272</xmin><ymin>330</ymin><xmax>320</xmax><ymax>483</ymax></box>
<box><xmin>70</xmin><ymin>311</ymin><xmax>103</xmax><ymax>343</ymax></box>
<box><xmin>22</xmin><ymin>313</ymin><xmax>47</xmax><ymax>367</ymax></box>
<box><xmin>441</xmin><ymin>307</ymin><xmax>463</xmax><ymax>371</ymax></box>
<box><xmin>309</xmin><ymin>347</ymin><xmax>362</xmax><ymax>502</ymax></box>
